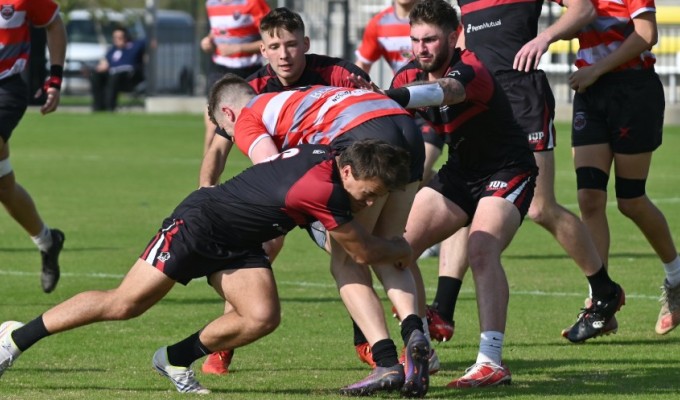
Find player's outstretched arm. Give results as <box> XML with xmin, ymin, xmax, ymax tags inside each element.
<box><xmin>199</xmin><ymin>134</ymin><xmax>233</xmax><ymax>187</ymax></box>
<box><xmin>385</xmin><ymin>78</ymin><xmax>465</xmax><ymax>108</ymax></box>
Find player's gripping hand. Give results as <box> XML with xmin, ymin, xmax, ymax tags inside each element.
<box><xmin>347</xmin><ymin>73</ymin><xmax>384</xmax><ymax>94</ymax></box>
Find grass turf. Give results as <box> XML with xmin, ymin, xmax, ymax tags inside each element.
<box><xmin>1</xmin><ymin>110</ymin><xmax>679</xmax><ymax>399</ymax></box>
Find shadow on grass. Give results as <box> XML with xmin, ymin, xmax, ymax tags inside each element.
<box><xmin>505</xmin><ymin>252</ymin><xmax>658</xmax><ymax>261</ymax></box>
<box><xmin>427</xmin><ymin>357</ymin><xmax>680</xmax><ymax>398</ymax></box>
<box><xmin>158</xmin><ymin>296</ymin><xmax>342</xmax><ymax>305</ymax></box>
<box><xmin>0</xmin><ymin>246</ymin><xmax>121</xmax><ymax>253</ymax></box>
<box><xmin>508</xmin><ymin>335</ymin><xmax>680</xmax><ymax>348</ymax></box>
<box><xmin>9</xmin><ymin>355</ymin><xmax>680</xmax><ymax>397</ymax></box>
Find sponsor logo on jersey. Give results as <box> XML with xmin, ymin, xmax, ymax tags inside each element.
<box><xmin>486</xmin><ymin>180</ymin><xmax>508</xmax><ymax>191</ymax></box>
<box><xmin>1</xmin><ymin>5</ymin><xmax>15</xmax><ymax>20</ymax></box>
<box><xmin>527</xmin><ymin>131</ymin><xmax>544</xmax><ymax>143</ymax></box>
<box><xmin>466</xmin><ymin>19</ymin><xmax>502</xmax><ymax>34</ymax></box>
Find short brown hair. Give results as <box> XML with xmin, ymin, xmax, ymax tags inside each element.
<box><xmin>207</xmin><ymin>73</ymin><xmax>256</xmax><ymax>126</ymax></box>
<box><xmin>409</xmin><ymin>0</ymin><xmax>460</xmax><ymax>33</ymax></box>
<box><xmin>259</xmin><ymin>7</ymin><xmax>305</xmax><ymax>38</ymax></box>
<box><xmin>338</xmin><ymin>139</ymin><xmax>411</xmax><ymax>191</ymax></box>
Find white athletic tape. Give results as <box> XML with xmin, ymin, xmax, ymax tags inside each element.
<box><xmin>406</xmin><ymin>83</ymin><xmax>445</xmax><ymax>108</ymax></box>
<box><xmin>0</xmin><ymin>158</ymin><xmax>12</xmax><ymax>178</ymax></box>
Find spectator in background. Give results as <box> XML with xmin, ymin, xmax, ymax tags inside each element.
<box><xmin>201</xmin><ymin>0</ymin><xmax>271</xmax><ymax>154</ymax></box>
<box><xmin>0</xmin><ymin>0</ymin><xmax>67</xmax><ymax>293</ymax></box>
<box><xmin>90</xmin><ymin>26</ymin><xmax>145</xmax><ymax>112</ymax></box>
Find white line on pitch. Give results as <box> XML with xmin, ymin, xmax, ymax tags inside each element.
<box><xmin>0</xmin><ymin>269</ymin><xmax>661</xmax><ymax>301</ymax></box>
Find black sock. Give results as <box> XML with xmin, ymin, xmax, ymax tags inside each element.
<box><xmin>587</xmin><ymin>265</ymin><xmax>616</xmax><ymax>300</ymax></box>
<box><xmin>400</xmin><ymin>314</ymin><xmax>424</xmax><ymax>346</ymax></box>
<box><xmin>432</xmin><ymin>277</ymin><xmax>462</xmax><ymax>322</ymax></box>
<box><xmin>352</xmin><ymin>319</ymin><xmax>368</xmax><ymax>346</ymax></box>
<box><xmin>166</xmin><ymin>330</ymin><xmax>212</xmax><ymax>367</ymax></box>
<box><xmin>11</xmin><ymin>316</ymin><xmax>51</xmax><ymax>352</ymax></box>
<box><xmin>371</xmin><ymin>339</ymin><xmax>399</xmax><ymax>368</ymax></box>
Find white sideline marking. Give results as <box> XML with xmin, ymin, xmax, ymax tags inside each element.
<box><xmin>0</xmin><ymin>269</ymin><xmax>661</xmax><ymax>301</ymax></box>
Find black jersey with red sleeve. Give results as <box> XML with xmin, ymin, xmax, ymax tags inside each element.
<box><xmin>246</xmin><ymin>53</ymin><xmax>371</xmax><ymax>94</ymax></box>
<box><xmin>170</xmin><ymin>144</ymin><xmax>353</xmax><ymax>254</ymax></box>
<box><xmin>457</xmin><ymin>0</ymin><xmax>559</xmax><ymax>73</ymax></box>
<box><xmin>391</xmin><ymin>49</ymin><xmax>533</xmax><ymax>175</ymax></box>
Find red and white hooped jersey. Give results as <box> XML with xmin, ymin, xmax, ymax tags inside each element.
<box><xmin>0</xmin><ymin>0</ymin><xmax>59</xmax><ymax>80</ymax></box>
<box><xmin>355</xmin><ymin>5</ymin><xmax>412</xmax><ymax>73</ymax></box>
<box><xmin>205</xmin><ymin>0</ymin><xmax>270</xmax><ymax>69</ymax></box>
<box><xmin>234</xmin><ymin>86</ymin><xmax>410</xmax><ymax>159</ymax></box>
<box><xmin>575</xmin><ymin>0</ymin><xmax>656</xmax><ymax>71</ymax></box>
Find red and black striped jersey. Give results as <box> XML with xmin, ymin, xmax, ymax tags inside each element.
<box><xmin>355</xmin><ymin>5</ymin><xmax>412</xmax><ymax>73</ymax></box>
<box><xmin>175</xmin><ymin>144</ymin><xmax>353</xmax><ymax>249</ymax></box>
<box><xmin>0</xmin><ymin>0</ymin><xmax>59</xmax><ymax>80</ymax></box>
<box><xmin>574</xmin><ymin>0</ymin><xmax>656</xmax><ymax>71</ymax></box>
<box><xmin>205</xmin><ymin>0</ymin><xmax>270</xmax><ymax>69</ymax></box>
<box><xmin>392</xmin><ymin>49</ymin><xmax>533</xmax><ymax>174</ymax></box>
<box><xmin>234</xmin><ymin>85</ymin><xmax>409</xmax><ymax>159</ymax></box>
<box><xmin>246</xmin><ymin>53</ymin><xmax>370</xmax><ymax>94</ymax></box>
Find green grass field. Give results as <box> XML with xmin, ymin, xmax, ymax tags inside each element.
<box><xmin>1</xmin><ymin>110</ymin><xmax>679</xmax><ymax>399</ymax></box>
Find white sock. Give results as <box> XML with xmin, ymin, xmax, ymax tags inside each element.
<box><xmin>663</xmin><ymin>255</ymin><xmax>680</xmax><ymax>287</ymax></box>
<box><xmin>31</xmin><ymin>225</ymin><xmax>52</xmax><ymax>252</ymax></box>
<box><xmin>421</xmin><ymin>316</ymin><xmax>432</xmax><ymax>346</ymax></box>
<box><xmin>476</xmin><ymin>331</ymin><xmax>504</xmax><ymax>365</ymax></box>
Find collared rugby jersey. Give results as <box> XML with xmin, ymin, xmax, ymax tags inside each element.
<box><xmin>0</xmin><ymin>0</ymin><xmax>59</xmax><ymax>80</ymax></box>
<box><xmin>205</xmin><ymin>0</ymin><xmax>270</xmax><ymax>69</ymax></box>
<box><xmin>234</xmin><ymin>85</ymin><xmax>410</xmax><ymax>158</ymax></box>
<box><xmin>392</xmin><ymin>49</ymin><xmax>533</xmax><ymax>174</ymax></box>
<box><xmin>574</xmin><ymin>0</ymin><xmax>656</xmax><ymax>71</ymax></box>
<box><xmin>247</xmin><ymin>53</ymin><xmax>370</xmax><ymax>94</ymax></box>
<box><xmin>173</xmin><ymin>144</ymin><xmax>353</xmax><ymax>250</ymax></box>
<box><xmin>355</xmin><ymin>5</ymin><xmax>412</xmax><ymax>73</ymax></box>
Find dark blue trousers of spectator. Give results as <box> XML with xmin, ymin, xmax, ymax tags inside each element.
<box><xmin>90</xmin><ymin>69</ymin><xmax>144</xmax><ymax>111</ymax></box>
